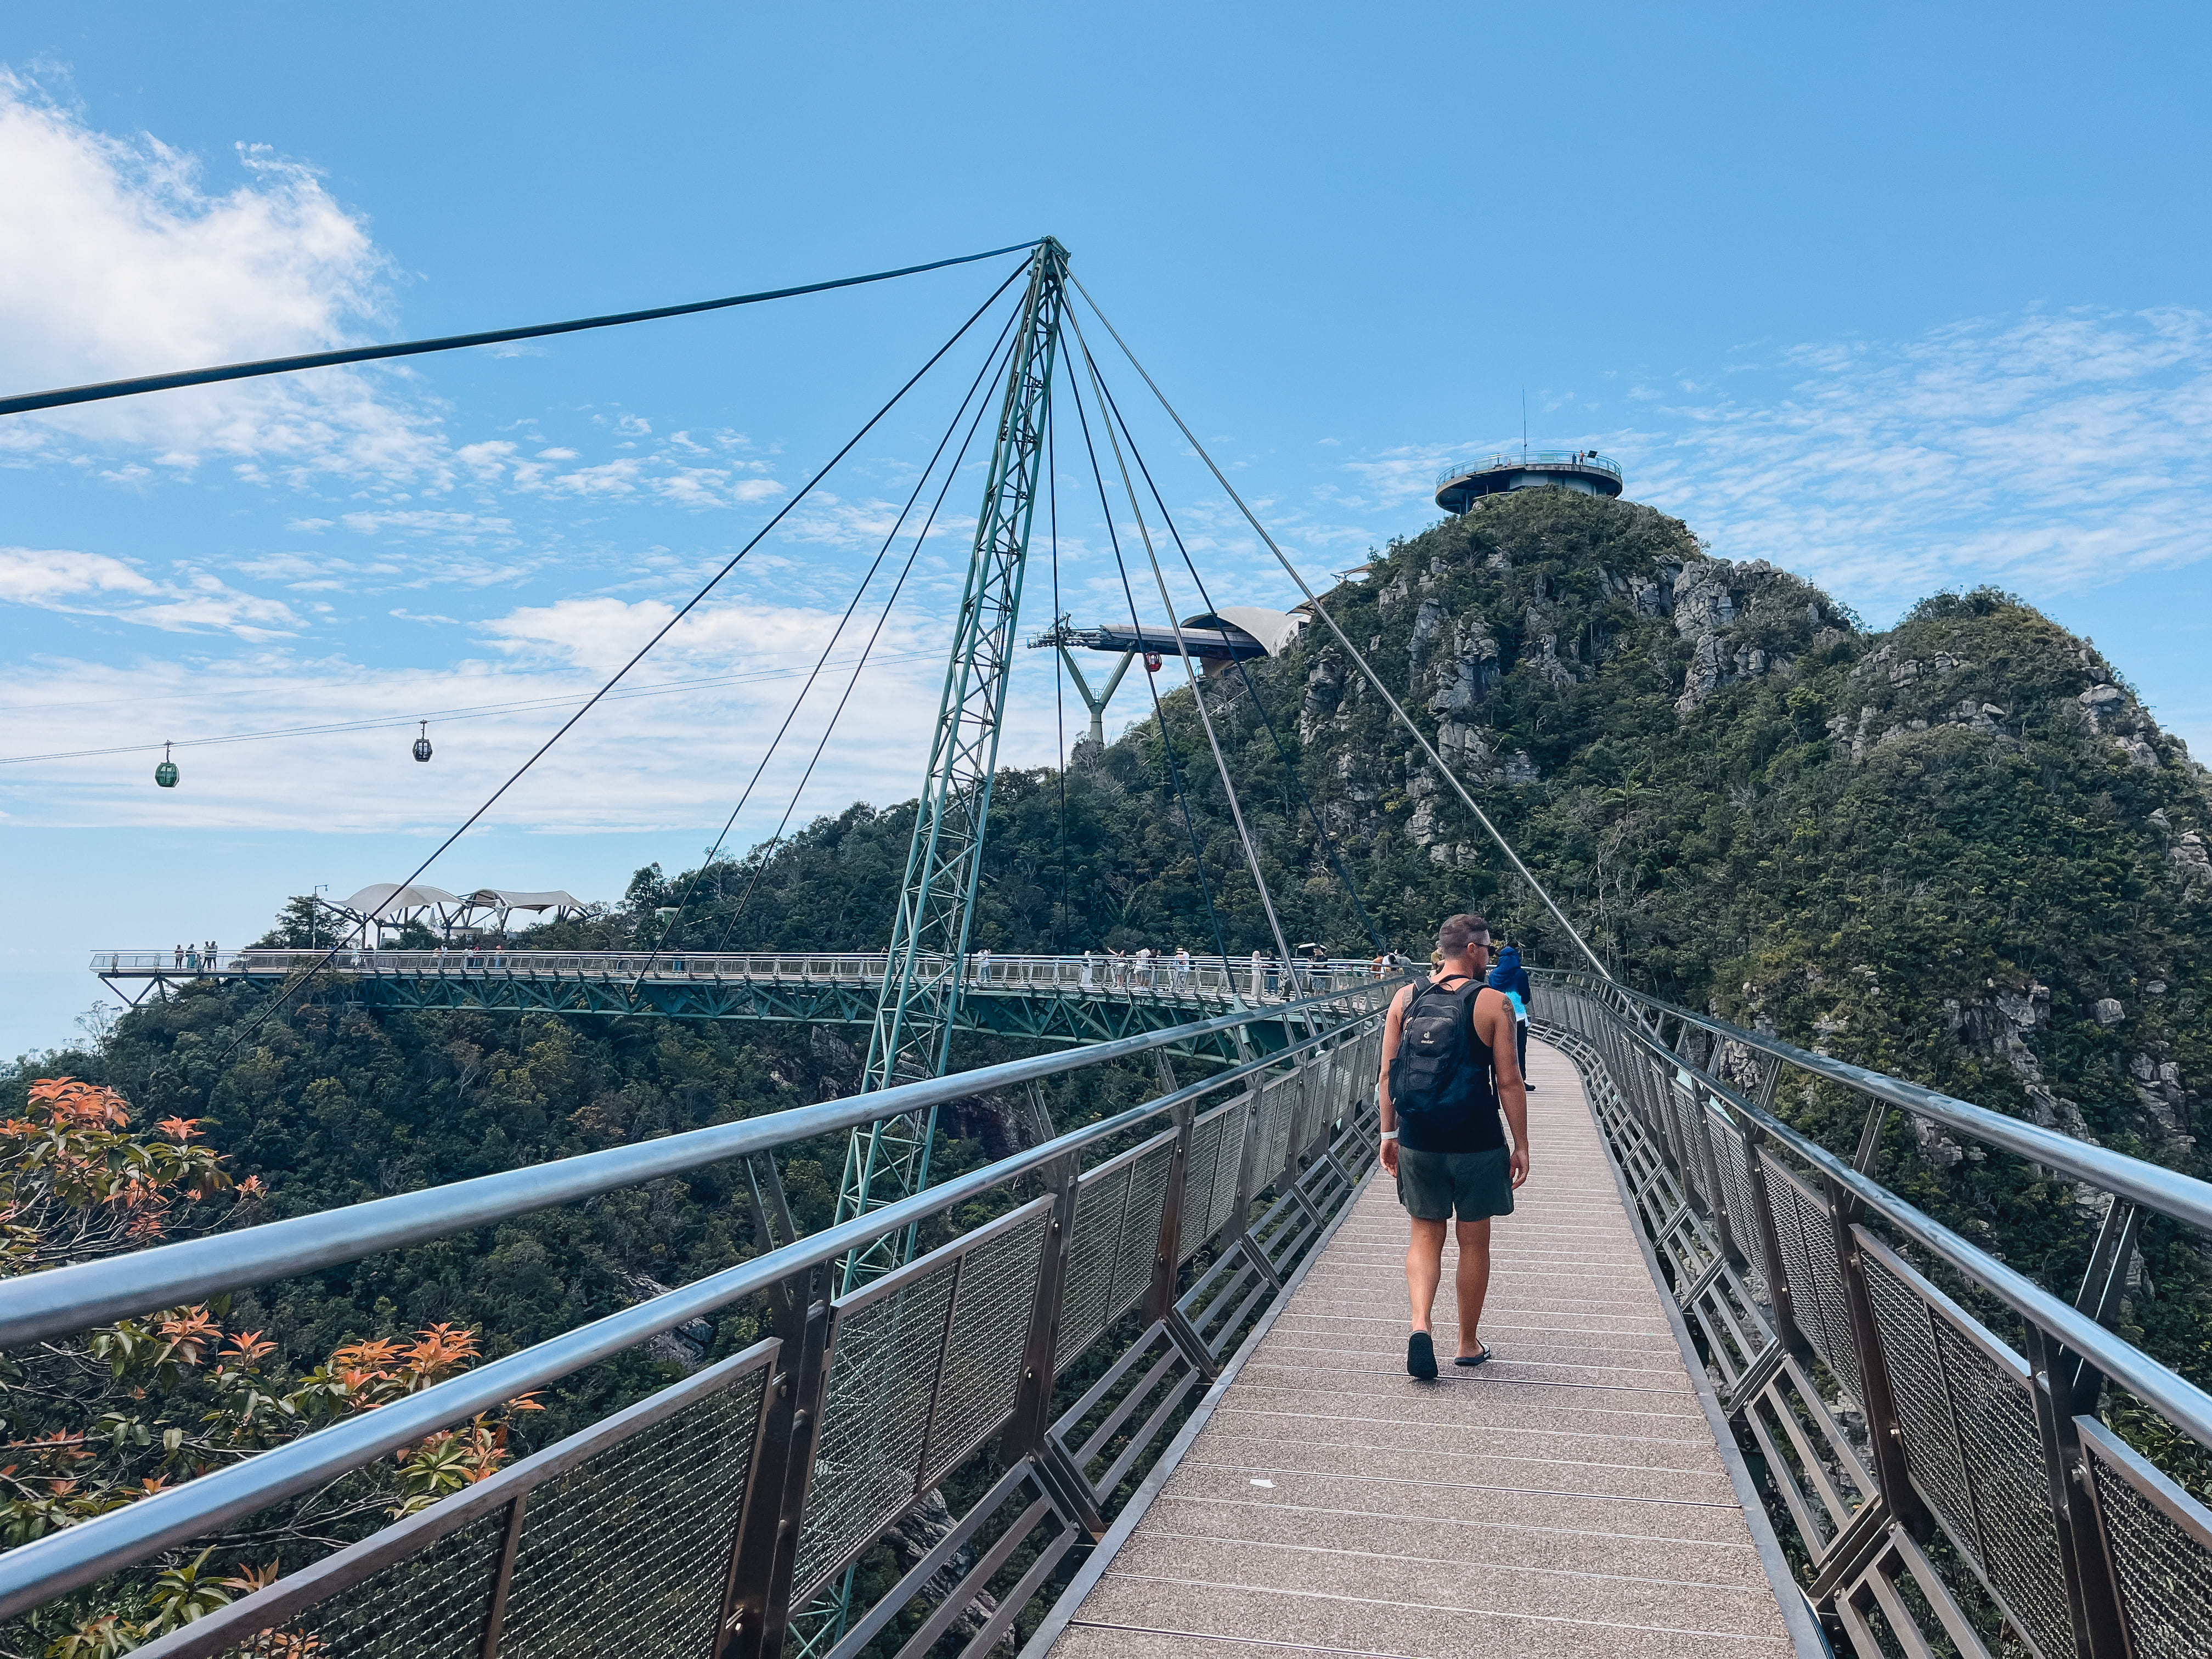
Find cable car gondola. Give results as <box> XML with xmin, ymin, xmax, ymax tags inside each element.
<box><xmin>412</xmin><ymin>721</ymin><xmax>433</xmax><ymax>763</ymax></box>
<box><xmin>154</xmin><ymin>742</ymin><xmax>179</xmax><ymax>788</ymax></box>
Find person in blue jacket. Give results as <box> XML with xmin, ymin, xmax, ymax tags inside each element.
<box><xmin>1488</xmin><ymin>944</ymin><xmax>1535</xmax><ymax>1092</ymax></box>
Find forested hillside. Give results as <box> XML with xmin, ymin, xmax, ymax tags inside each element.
<box><xmin>7</xmin><ymin>487</ymin><xmax>2211</xmax><ymax>1645</ymax></box>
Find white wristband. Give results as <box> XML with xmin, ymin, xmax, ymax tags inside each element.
<box><xmin>1379</xmin><ymin>1130</ymin><xmax>1398</xmax><ymax>1141</ymax></box>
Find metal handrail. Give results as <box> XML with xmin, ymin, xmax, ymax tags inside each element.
<box><xmin>90</xmin><ymin>947</ymin><xmax>1394</xmax><ymax>1000</ymax></box>
<box><xmin>0</xmin><ymin>995</ymin><xmax>1389</xmax><ymax>1620</ymax></box>
<box><xmin>1</xmin><ymin>980</ymin><xmax>1393</xmax><ymax>1350</ymax></box>
<box><xmin>1435</xmin><ymin>450</ymin><xmax>1622</xmax><ymax>487</ymax></box>
<box><xmin>1545</xmin><ymin>971</ymin><xmax>2212</xmax><ymax>1236</ymax></box>
<box><xmin>1537</xmin><ymin>970</ymin><xmax>2212</xmax><ymax>1658</ymax></box>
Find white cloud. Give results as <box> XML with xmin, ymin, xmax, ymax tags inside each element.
<box><xmin>0</xmin><ymin>72</ymin><xmax>444</xmax><ymax>482</ymax></box>
<box><xmin>1627</xmin><ymin>307</ymin><xmax>2212</xmax><ymax>611</ymax></box>
<box><xmin>0</xmin><ymin>544</ymin><xmax>298</xmax><ymax>637</ymax></box>
<box><xmin>1322</xmin><ymin>307</ymin><xmax>2212</xmax><ymax>620</ymax></box>
<box><xmin>0</xmin><ymin>546</ymin><xmax>156</xmax><ymax>603</ymax></box>
<box><xmin>336</xmin><ymin>509</ymin><xmax>515</xmax><ymax>540</ymax></box>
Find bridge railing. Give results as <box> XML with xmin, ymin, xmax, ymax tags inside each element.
<box><xmin>1</xmin><ymin>983</ymin><xmax>1393</xmax><ymax>1659</ymax></box>
<box><xmin>1533</xmin><ymin>969</ymin><xmax>2212</xmax><ymax>1659</ymax></box>
<box><xmin>91</xmin><ymin>948</ymin><xmax>1390</xmax><ymax>1002</ymax></box>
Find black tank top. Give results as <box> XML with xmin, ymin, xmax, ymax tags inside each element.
<box><xmin>1397</xmin><ymin>977</ymin><xmax>1505</xmax><ymax>1154</ymax></box>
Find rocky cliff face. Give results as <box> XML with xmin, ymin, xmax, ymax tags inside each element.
<box><xmin>1143</xmin><ymin>487</ymin><xmax>2210</xmax><ymax>1190</ymax></box>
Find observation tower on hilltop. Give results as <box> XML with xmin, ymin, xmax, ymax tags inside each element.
<box><xmin>1434</xmin><ymin>446</ymin><xmax>1623</xmax><ymax>512</ymax></box>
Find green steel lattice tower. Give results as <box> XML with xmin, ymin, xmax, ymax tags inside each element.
<box><xmin>833</xmin><ymin>238</ymin><xmax>1068</xmax><ymax>1289</ymax></box>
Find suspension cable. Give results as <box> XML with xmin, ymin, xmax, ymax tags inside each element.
<box><xmin>0</xmin><ymin>241</ymin><xmax>1042</xmax><ymax>417</ymax></box>
<box><xmin>1067</xmin><ymin>311</ymin><xmax>1297</xmax><ymax>981</ymax></box>
<box><xmin>1047</xmin><ymin>396</ymin><xmax>1070</xmax><ymax>955</ymax></box>
<box><xmin>1063</xmin><ymin>365</ymin><xmax>1235</xmax><ymax>979</ymax></box>
<box><xmin>203</xmin><ymin>261</ymin><xmax>1035</xmax><ymax>1064</ymax></box>
<box><xmin>1087</xmin><ymin>357</ymin><xmax>1386</xmax><ymax>956</ymax></box>
<box><xmin>706</xmin><ymin>318</ymin><xmax>1019</xmax><ymax>955</ymax></box>
<box><xmin>633</xmin><ymin>300</ymin><xmax>1025</xmax><ymax>985</ymax></box>
<box><xmin>1067</xmin><ymin>277</ymin><xmax>1613</xmax><ymax>980</ymax></box>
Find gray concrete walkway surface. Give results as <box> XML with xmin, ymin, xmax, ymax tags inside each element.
<box><xmin>1051</xmin><ymin>1036</ymin><xmax>1799</xmax><ymax>1658</ymax></box>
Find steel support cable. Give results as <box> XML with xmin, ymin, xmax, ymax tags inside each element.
<box><xmin>1068</xmin><ymin>313</ymin><xmax>1298</xmax><ymax>986</ymax></box>
<box><xmin>202</xmin><ymin>261</ymin><xmax>1034</xmax><ymax>1065</ymax></box>
<box><xmin>1063</xmin><ymin>366</ymin><xmax>1235</xmax><ymax>979</ymax></box>
<box><xmin>1086</xmin><ymin>356</ymin><xmax>1386</xmax><ymax>957</ymax></box>
<box><xmin>1067</xmin><ymin>277</ymin><xmax>1612</xmax><ymax>980</ymax></box>
<box><xmin>634</xmin><ymin>302</ymin><xmax>1026</xmax><ymax>985</ymax></box>
<box><xmin>0</xmin><ymin>241</ymin><xmax>1042</xmax><ymax>417</ymax></box>
<box><xmin>707</xmin><ymin>323</ymin><xmax>1020</xmax><ymax>957</ymax></box>
<box><xmin>1048</xmin><ymin>396</ymin><xmax>1070</xmax><ymax>954</ymax></box>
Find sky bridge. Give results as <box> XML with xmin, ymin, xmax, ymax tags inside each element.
<box><xmin>11</xmin><ymin>974</ymin><xmax>2210</xmax><ymax>1659</ymax></box>
<box><xmin>24</xmin><ymin>239</ymin><xmax>2212</xmax><ymax>1659</ymax></box>
<box><xmin>91</xmin><ymin>949</ymin><xmax>1386</xmax><ymax>1060</ymax></box>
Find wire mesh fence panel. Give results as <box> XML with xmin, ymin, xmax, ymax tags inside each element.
<box><xmin>1056</xmin><ymin>1159</ymin><xmax>1135</xmax><ymax>1369</ymax></box>
<box><xmin>2081</xmin><ymin>1419</ymin><xmax>2212</xmax><ymax>1659</ymax></box>
<box><xmin>1927</xmin><ymin>1314</ymin><xmax>2077</xmax><ymax>1659</ymax></box>
<box><xmin>1196</xmin><ymin>1098</ymin><xmax>1249</xmax><ymax>1252</ymax></box>
<box><xmin>1760</xmin><ymin>1154</ymin><xmax>1865</xmax><ymax>1407</ymax></box>
<box><xmin>1862</xmin><ymin>1246</ymin><xmax>1984</xmax><ymax>1572</ymax></box>
<box><xmin>1176</xmin><ymin>1104</ymin><xmax>1228</xmax><ymax>1261</ymax></box>
<box><xmin>1707</xmin><ymin>1109</ymin><xmax>1770</xmax><ymax>1298</ymax></box>
<box><xmin>230</xmin><ymin>1505</ymin><xmax>509</xmax><ymax>1659</ymax></box>
<box><xmin>794</xmin><ymin>1252</ymin><xmax>961</xmax><ymax>1602</ymax></box>
<box><xmin>920</xmin><ymin>1207</ymin><xmax>1049</xmax><ymax>1488</ymax></box>
<box><xmin>1104</xmin><ymin>1136</ymin><xmax>1176</xmax><ymax>1328</ymax></box>
<box><xmin>1663</xmin><ymin>1077</ymin><xmax>1710</xmax><ymax>1213</ymax></box>
<box><xmin>498</xmin><ymin>1367</ymin><xmax>766</xmax><ymax>1659</ymax></box>
<box><xmin>1252</xmin><ymin>1075</ymin><xmax>1296</xmax><ymax>1192</ymax></box>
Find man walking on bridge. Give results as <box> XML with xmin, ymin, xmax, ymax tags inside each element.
<box><xmin>1378</xmin><ymin>913</ymin><xmax>1530</xmax><ymax>1380</ymax></box>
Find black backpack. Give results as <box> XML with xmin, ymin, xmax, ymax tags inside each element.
<box><xmin>1390</xmin><ymin>974</ymin><xmax>1486</xmax><ymax>1123</ymax></box>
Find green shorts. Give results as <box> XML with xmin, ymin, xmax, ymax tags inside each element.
<box><xmin>1396</xmin><ymin>1147</ymin><xmax>1515</xmax><ymax>1222</ymax></box>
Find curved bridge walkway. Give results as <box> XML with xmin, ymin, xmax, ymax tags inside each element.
<box><xmin>90</xmin><ymin>949</ymin><xmax>1384</xmax><ymax>1059</ymax></box>
<box><xmin>1047</xmin><ymin>1037</ymin><xmax>1802</xmax><ymax>1658</ymax></box>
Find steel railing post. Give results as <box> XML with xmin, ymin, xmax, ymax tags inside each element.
<box><xmin>716</xmin><ymin>1269</ymin><xmax>832</xmax><ymax>1659</ymax></box>
<box><xmin>1824</xmin><ymin>1102</ymin><xmax>1923</xmax><ymax>1542</ymax></box>
<box><xmin>1002</xmin><ymin>1152</ymin><xmax>1079</xmax><ymax>1462</ymax></box>
<box><xmin>2022</xmin><ymin>1323</ymin><xmax>2132</xmax><ymax>1659</ymax></box>
<box><xmin>1146</xmin><ymin>1092</ymin><xmax>1195</xmax><ymax>1326</ymax></box>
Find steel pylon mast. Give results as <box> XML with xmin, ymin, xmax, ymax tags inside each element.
<box><xmin>834</xmin><ymin>238</ymin><xmax>1067</xmax><ymax>1288</ymax></box>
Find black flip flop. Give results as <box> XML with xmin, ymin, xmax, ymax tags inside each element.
<box><xmin>1407</xmin><ymin>1331</ymin><xmax>1438</xmax><ymax>1380</ymax></box>
<box><xmin>1453</xmin><ymin>1344</ymin><xmax>1492</xmax><ymax>1368</ymax></box>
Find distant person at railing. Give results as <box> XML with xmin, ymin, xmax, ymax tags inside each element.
<box><xmin>1134</xmin><ymin>946</ymin><xmax>1153</xmax><ymax>989</ymax></box>
<box><xmin>974</xmin><ymin>948</ymin><xmax>992</xmax><ymax>985</ymax></box>
<box><xmin>1175</xmin><ymin>946</ymin><xmax>1192</xmax><ymax>990</ymax></box>
<box><xmin>172</xmin><ymin>944</ymin><xmax>183</xmax><ymax>969</ymax></box>
<box><xmin>1379</xmin><ymin>912</ymin><xmax>1530</xmax><ymax>1380</ymax></box>
<box><xmin>1488</xmin><ymin>943</ymin><xmax>1535</xmax><ymax>1093</ymax></box>
<box><xmin>1080</xmin><ymin>950</ymin><xmax>1095</xmax><ymax>991</ymax></box>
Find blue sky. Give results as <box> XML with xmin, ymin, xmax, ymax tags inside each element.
<box><xmin>6</xmin><ymin>2</ymin><xmax>2212</xmax><ymax>1058</ymax></box>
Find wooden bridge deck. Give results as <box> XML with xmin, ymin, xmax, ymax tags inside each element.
<box><xmin>1050</xmin><ymin>1037</ymin><xmax>1801</xmax><ymax>1658</ymax></box>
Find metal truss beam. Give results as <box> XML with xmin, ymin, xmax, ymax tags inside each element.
<box><xmin>840</xmin><ymin>240</ymin><xmax>1069</xmax><ymax>1285</ymax></box>
<box><xmin>99</xmin><ymin>968</ymin><xmax>1321</xmax><ymax>1064</ymax></box>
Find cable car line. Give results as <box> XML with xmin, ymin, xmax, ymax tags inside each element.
<box><xmin>0</xmin><ymin>241</ymin><xmax>1042</xmax><ymax>418</ymax></box>
<box><xmin>0</xmin><ymin>652</ymin><xmax>942</xmax><ymax>766</ymax></box>
<box><xmin>198</xmin><ymin>260</ymin><xmax>1034</xmax><ymax>1065</ymax></box>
